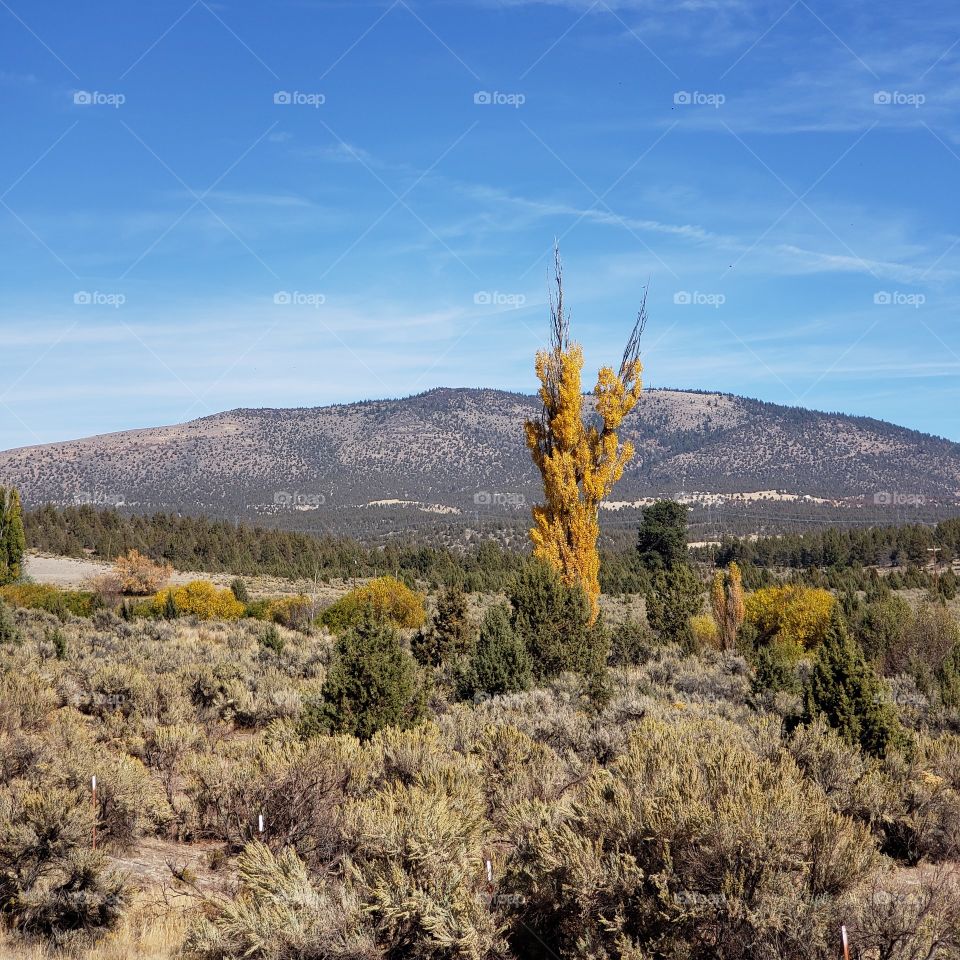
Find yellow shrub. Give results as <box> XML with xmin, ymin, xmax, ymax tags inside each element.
<box><xmin>690</xmin><ymin>613</ymin><xmax>720</xmax><ymax>649</ymax></box>
<box><xmin>321</xmin><ymin>576</ymin><xmax>426</xmax><ymax>631</ymax></box>
<box><xmin>745</xmin><ymin>585</ymin><xmax>835</xmax><ymax>654</ymax></box>
<box><xmin>114</xmin><ymin>549</ymin><xmax>173</xmax><ymax>595</ymax></box>
<box><xmin>152</xmin><ymin>581</ymin><xmax>245</xmax><ymax>620</ymax></box>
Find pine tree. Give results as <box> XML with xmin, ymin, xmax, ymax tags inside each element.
<box><xmin>645</xmin><ymin>563</ymin><xmax>704</xmax><ymax>649</ymax></box>
<box><xmin>461</xmin><ymin>603</ymin><xmax>531</xmax><ymax>699</ymax></box>
<box><xmin>637</xmin><ymin>500</ymin><xmax>689</xmax><ymax>572</ymax></box>
<box><xmin>0</xmin><ymin>487</ymin><xmax>26</xmax><ymax>585</ymax></box>
<box><xmin>412</xmin><ymin>583</ymin><xmax>472</xmax><ymax>668</ymax></box>
<box><xmin>509</xmin><ymin>560</ymin><xmax>597</xmax><ymax>680</ymax></box>
<box><xmin>804</xmin><ymin>608</ymin><xmax>901</xmax><ymax>757</ymax></box>
<box><xmin>525</xmin><ymin>246</ymin><xmax>646</xmax><ymax>623</ymax></box>
<box><xmin>320</xmin><ymin>611</ymin><xmax>425</xmax><ymax>741</ymax></box>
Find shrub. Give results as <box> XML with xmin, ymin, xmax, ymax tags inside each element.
<box><xmin>461</xmin><ymin>603</ymin><xmax>531</xmax><ymax>699</ymax></box>
<box><xmin>745</xmin><ymin>584</ymin><xmax>836</xmax><ymax>657</ymax></box>
<box><xmin>230</xmin><ymin>577</ymin><xmax>250</xmax><ymax>604</ymax></box>
<box><xmin>184</xmin><ymin>842</ymin><xmax>376</xmax><ymax>960</ymax></box>
<box><xmin>319</xmin><ymin>613</ymin><xmax>425</xmax><ymax>740</ymax></box>
<box><xmin>321</xmin><ymin>576</ymin><xmax>426</xmax><ymax>633</ymax></box>
<box><xmin>804</xmin><ymin>609</ymin><xmax>902</xmax><ymax>757</ymax></box>
<box><xmin>0</xmin><ymin>786</ymin><xmax>129</xmax><ymax>939</ymax></box>
<box><xmin>268</xmin><ymin>595</ymin><xmax>318</xmax><ymax>632</ymax></box>
<box><xmin>87</xmin><ymin>572</ymin><xmax>124</xmax><ymax>610</ymax></box>
<box><xmin>412</xmin><ymin>583</ymin><xmax>473</xmax><ymax>668</ymax></box>
<box><xmin>152</xmin><ymin>581</ymin><xmax>245</xmax><ymax>620</ymax></box>
<box><xmin>508</xmin><ymin>560</ymin><xmax>596</xmax><ymax>680</ymax></box>
<box><xmin>690</xmin><ymin>612</ymin><xmax>719</xmax><ymax>649</ymax></box>
<box><xmin>0</xmin><ymin>582</ymin><xmax>97</xmax><ymax>618</ymax></box>
<box><xmin>260</xmin><ymin>624</ymin><xmax>285</xmax><ymax>655</ymax></box>
<box><xmin>506</xmin><ymin>714</ymin><xmax>877</xmax><ymax>960</ymax></box>
<box><xmin>607</xmin><ymin>616</ymin><xmax>654</xmax><ymax>666</ymax></box>
<box><xmin>0</xmin><ymin>597</ymin><xmax>19</xmax><ymax>645</ymax></box>
<box><xmin>113</xmin><ymin>549</ymin><xmax>173</xmax><ymax>595</ymax></box>
<box><xmin>644</xmin><ymin>562</ymin><xmax>703</xmax><ymax>649</ymax></box>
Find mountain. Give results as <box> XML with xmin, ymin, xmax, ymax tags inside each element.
<box><xmin>2</xmin><ymin>388</ymin><xmax>958</xmax><ymax>540</ymax></box>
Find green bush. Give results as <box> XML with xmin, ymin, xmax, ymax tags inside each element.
<box><xmin>460</xmin><ymin>603</ymin><xmax>531</xmax><ymax>699</ymax></box>
<box><xmin>804</xmin><ymin>609</ymin><xmax>903</xmax><ymax>758</ymax></box>
<box><xmin>644</xmin><ymin>562</ymin><xmax>703</xmax><ymax>649</ymax></box>
<box><xmin>0</xmin><ymin>597</ymin><xmax>19</xmax><ymax>645</ymax></box>
<box><xmin>317</xmin><ymin>613</ymin><xmax>425</xmax><ymax>741</ymax></box>
<box><xmin>411</xmin><ymin>583</ymin><xmax>473</xmax><ymax>668</ymax></box>
<box><xmin>508</xmin><ymin>560</ymin><xmax>597</xmax><ymax>680</ymax></box>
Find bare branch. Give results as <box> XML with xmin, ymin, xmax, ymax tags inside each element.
<box><xmin>619</xmin><ymin>283</ymin><xmax>648</xmax><ymax>381</ymax></box>
<box><xmin>548</xmin><ymin>240</ymin><xmax>569</xmax><ymax>357</ymax></box>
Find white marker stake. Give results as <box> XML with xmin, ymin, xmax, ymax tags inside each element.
<box><xmin>91</xmin><ymin>776</ymin><xmax>97</xmax><ymax>850</ymax></box>
<box><xmin>485</xmin><ymin>859</ymin><xmax>493</xmax><ymax>884</ymax></box>
<box><xmin>258</xmin><ymin>814</ymin><xmax>264</xmax><ymax>835</ymax></box>
<box><xmin>841</xmin><ymin>925</ymin><xmax>850</xmax><ymax>960</ymax></box>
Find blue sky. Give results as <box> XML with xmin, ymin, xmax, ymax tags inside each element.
<box><xmin>1</xmin><ymin>0</ymin><xmax>959</xmax><ymax>448</ymax></box>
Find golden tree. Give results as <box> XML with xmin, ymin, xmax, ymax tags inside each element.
<box><xmin>710</xmin><ymin>561</ymin><xmax>745</xmax><ymax>651</ymax></box>
<box><xmin>525</xmin><ymin>248</ymin><xmax>646</xmax><ymax>622</ymax></box>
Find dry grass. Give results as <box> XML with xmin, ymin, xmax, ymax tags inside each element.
<box><xmin>0</xmin><ymin>905</ymin><xmax>188</xmax><ymax>959</ymax></box>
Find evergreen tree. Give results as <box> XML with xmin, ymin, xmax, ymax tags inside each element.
<box><xmin>319</xmin><ymin>612</ymin><xmax>425</xmax><ymax>741</ymax></box>
<box><xmin>637</xmin><ymin>500</ymin><xmax>689</xmax><ymax>573</ymax></box>
<box><xmin>461</xmin><ymin>603</ymin><xmax>531</xmax><ymax>699</ymax></box>
<box><xmin>508</xmin><ymin>560</ymin><xmax>596</xmax><ymax>680</ymax></box>
<box><xmin>412</xmin><ymin>583</ymin><xmax>473</xmax><ymax>668</ymax></box>
<box><xmin>0</xmin><ymin>487</ymin><xmax>26</xmax><ymax>585</ymax></box>
<box><xmin>645</xmin><ymin>563</ymin><xmax>703</xmax><ymax>649</ymax></box>
<box><xmin>804</xmin><ymin>608</ymin><xmax>901</xmax><ymax>757</ymax></box>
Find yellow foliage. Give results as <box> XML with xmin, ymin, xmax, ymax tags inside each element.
<box><xmin>525</xmin><ymin>250</ymin><xmax>645</xmax><ymax>623</ymax></box>
<box><xmin>152</xmin><ymin>581</ymin><xmax>245</xmax><ymax>620</ymax></box>
<box><xmin>321</xmin><ymin>576</ymin><xmax>426</xmax><ymax>631</ymax></box>
<box><xmin>690</xmin><ymin>613</ymin><xmax>720</xmax><ymax>648</ymax></box>
<box><xmin>744</xmin><ymin>584</ymin><xmax>836</xmax><ymax>654</ymax></box>
<box><xmin>711</xmin><ymin>561</ymin><xmax>745</xmax><ymax>650</ymax></box>
<box><xmin>113</xmin><ymin>549</ymin><xmax>173</xmax><ymax>595</ymax></box>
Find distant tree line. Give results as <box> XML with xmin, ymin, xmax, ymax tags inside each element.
<box><xmin>701</xmin><ymin>518</ymin><xmax>960</xmax><ymax>570</ymax></box>
<box><xmin>23</xmin><ymin>504</ymin><xmax>651</xmax><ymax>593</ymax></box>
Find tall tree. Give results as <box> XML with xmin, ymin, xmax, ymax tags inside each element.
<box><xmin>0</xmin><ymin>487</ymin><xmax>26</xmax><ymax>585</ymax></box>
<box><xmin>637</xmin><ymin>499</ymin><xmax>689</xmax><ymax>572</ymax></box>
<box><xmin>711</xmin><ymin>561</ymin><xmax>745</xmax><ymax>651</ymax></box>
<box><xmin>525</xmin><ymin>247</ymin><xmax>646</xmax><ymax>623</ymax></box>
